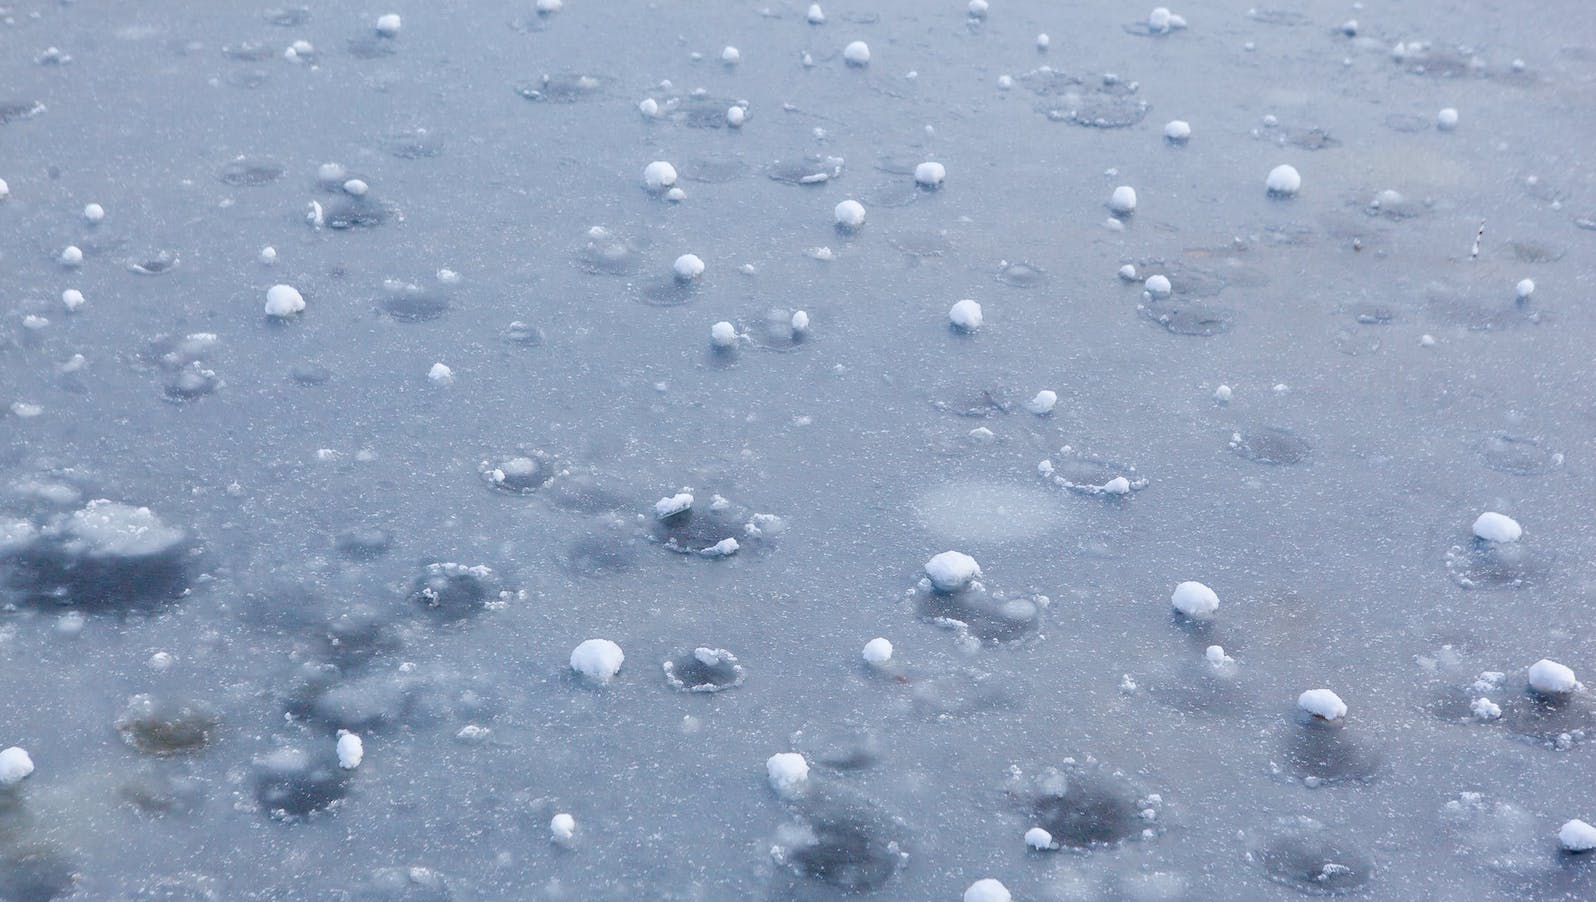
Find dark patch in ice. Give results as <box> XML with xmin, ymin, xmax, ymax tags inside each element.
<box><xmin>914</xmin><ymin>580</ymin><xmax>1043</xmax><ymax>645</ymax></box>
<box><xmin>501</xmin><ymin>321</ymin><xmax>545</xmax><ymax>347</ymax></box>
<box><xmin>406</xmin><ymin>562</ymin><xmax>503</xmax><ymax>621</ymax></box>
<box><xmin>346</xmin><ymin>36</ymin><xmax>397</xmax><ymax>60</ymax></box>
<box><xmin>1497</xmin><ymin>689</ymin><xmax>1594</xmax><ymax>746</ymax></box>
<box><xmin>888</xmin><ymin>231</ymin><xmax>951</xmax><ymax>257</ymax></box>
<box><xmin>1281</xmin><ymin>128</ymin><xmax>1341</xmax><ymax>151</ymax></box>
<box><xmin>650</xmin><ymin>496</ymin><xmax>770</xmax><ymax>556</ymax></box>
<box><xmin>263</xmin><ymin>7</ymin><xmax>311</xmax><ymax>27</ymax></box>
<box><xmin>1249</xmin><ymin>9</ymin><xmax>1313</xmax><ymax>26</ymax></box>
<box><xmin>1445</xmin><ymin>536</ymin><xmax>1546</xmax><ymax>590</ymax></box>
<box><xmin>573</xmin><ymin>228</ymin><xmax>644</xmax><ymax>276</ymax></box>
<box><xmin>906</xmin><ymin>668</ymin><xmax>1014</xmax><ymax>719</ymax></box>
<box><xmin>1507</xmin><ymin>240</ymin><xmax>1565</xmax><ymax>263</ymax></box>
<box><xmin>252</xmin><ymin>746</ymin><xmax>351</xmax><ymax>818</ymax></box>
<box><xmin>1023</xmin><ymin>70</ymin><xmax>1149</xmax><ymax>127</ymax></box>
<box><xmin>560</xmin><ymin>516</ymin><xmax>639</xmax><ymax>577</ymax></box>
<box><xmin>1022</xmin><ymin>763</ymin><xmax>1153</xmax><ymax>849</ymax></box>
<box><xmin>1345</xmin><ymin>302</ymin><xmax>1397</xmax><ymax>325</ymax></box>
<box><xmin>351</xmin><ymin>867</ymin><xmax>457</xmax><ymax>901</ymax></box>
<box><xmin>120</xmin><ymin>769</ymin><xmax>205</xmax><ymax>817</ymax></box>
<box><xmin>859</xmin><ymin>180</ymin><xmax>920</xmax><ymax>208</ymax></box>
<box><xmin>1283</xmin><ymin>716</ymin><xmax>1383</xmax><ymax>784</ymax></box>
<box><xmin>324</xmin><ymin>197</ymin><xmax>393</xmax><ymax>230</ymax></box>
<box><xmin>514</xmin><ymin>73</ymin><xmax>609</xmax><ymax>103</ymax></box>
<box><xmin>290</xmin><ymin>363</ymin><xmax>332</xmax><ymax>386</ymax></box>
<box><xmin>225</xmin><ymin>69</ymin><xmax>270</xmax><ymax>90</ymax></box>
<box><xmin>1479</xmin><ymin>433</ymin><xmax>1560</xmax><ymax>475</ymax></box>
<box><xmin>480</xmin><ymin>452</ymin><xmax>555</xmax><ymax>495</ymax></box>
<box><xmin>1422</xmin><ymin>282</ymin><xmax>1542</xmax><ymax>331</ymax></box>
<box><xmin>639</xmin><ymin>279</ymin><xmax>697</xmax><ymax>307</ymax></box>
<box><xmin>381</xmin><ymin>129</ymin><xmax>442</xmax><ymax>160</ymax></box>
<box><xmin>1254</xmin><ymin>819</ymin><xmax>1374</xmax><ymax>895</ymax></box>
<box><xmin>336</xmin><ymin>527</ymin><xmax>393</xmax><ymax>561</ymax></box>
<box><xmin>286</xmin><ymin>666</ymin><xmax>421</xmax><ymax>733</ymax></box>
<box><xmin>680</xmin><ymin>157</ymin><xmax>750</xmax><ymax>184</ymax></box>
<box><xmin>793</xmin><ymin>725</ymin><xmax>879</xmax><ymax>771</ymax></box>
<box><xmin>164</xmin><ymin>364</ymin><xmax>220</xmax><ymax>402</ymax></box>
<box><xmin>115</xmin><ymin>694</ymin><xmax>221</xmax><ymax>756</ymax></box>
<box><xmin>218</xmin><ymin>156</ymin><xmax>284</xmax><ymax>186</ymax></box>
<box><xmin>931</xmin><ymin>386</ymin><xmax>1013</xmax><ymax>418</ymax></box>
<box><xmin>748</xmin><ymin>309</ymin><xmax>809</xmax><ymax>353</ymax></box>
<box><xmin>669</xmin><ymin>94</ymin><xmax>743</xmax><ymax>129</ymax></box>
<box><xmin>0</xmin><ymin>101</ymin><xmax>46</xmax><ymax>124</ymax></box>
<box><xmin>222</xmin><ymin>41</ymin><xmax>274</xmax><ymax>62</ymax></box>
<box><xmin>0</xmin><ymin>499</ymin><xmax>192</xmax><ymax>611</ymax></box>
<box><xmin>766</xmin><ymin>156</ymin><xmax>845</xmax><ymax>186</ymax></box>
<box><xmin>380</xmin><ymin>284</ymin><xmax>449</xmax><ymax>322</ymax></box>
<box><xmin>995</xmin><ymin>261</ymin><xmax>1048</xmax><ymax>288</ymax></box>
<box><xmin>126</xmin><ymin>251</ymin><xmax>180</xmax><ymax>275</ymax></box>
<box><xmin>1230</xmin><ymin>427</ymin><xmax>1311</xmax><ymax>465</ymax></box>
<box><xmin>545</xmin><ymin>469</ymin><xmax>628</xmax><ymax>514</ymax></box>
<box><xmin>0</xmin><ymin>845</ymin><xmax>77</xmax><ymax>901</ymax></box>
<box><xmin>771</xmin><ymin>794</ymin><xmax>907</xmax><ymax>893</ymax></box>
<box><xmin>1146</xmin><ymin>302</ymin><xmax>1234</xmax><ymax>337</ymax></box>
<box><xmin>662</xmin><ymin>647</ymin><xmax>745</xmax><ymax>692</ymax></box>
<box><xmin>1381</xmin><ymin>113</ymin><xmax>1432</xmax><ymax>133</ymax></box>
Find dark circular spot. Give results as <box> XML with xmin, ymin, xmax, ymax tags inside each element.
<box><xmin>996</xmin><ymin>261</ymin><xmax>1048</xmax><ymax>288</ymax></box>
<box><xmin>915</xmin><ymin>582</ymin><xmax>1042</xmax><ymax>645</ymax></box>
<box><xmin>774</xmin><ymin>813</ymin><xmax>905</xmax><ymax>892</ymax></box>
<box><xmin>1283</xmin><ymin>717</ymin><xmax>1383</xmax><ymax>784</ymax></box>
<box><xmin>290</xmin><ymin>363</ymin><xmax>332</xmax><ymax>386</ymax></box>
<box><xmin>573</xmin><ymin>228</ymin><xmax>643</xmax><ymax>276</ymax></box>
<box><xmin>252</xmin><ymin>747</ymin><xmax>351</xmax><ymax>817</ymax></box>
<box><xmin>115</xmin><ymin>694</ymin><xmax>221</xmax><ymax>756</ymax></box>
<box><xmin>218</xmin><ymin>157</ymin><xmax>285</xmax><ymax>187</ymax></box>
<box><xmin>1231</xmin><ymin>427</ymin><xmax>1311</xmax><ymax>465</ymax></box>
<box><xmin>325</xmin><ymin>198</ymin><xmax>390</xmax><ymax>230</ymax></box>
<box><xmin>501</xmin><ymin>321</ymin><xmax>545</xmax><ymax>347</ymax></box>
<box><xmin>767</xmin><ymin>156</ymin><xmax>845</xmax><ymax>185</ymax></box>
<box><xmin>480</xmin><ymin>453</ymin><xmax>554</xmax><ymax>495</ymax></box>
<box><xmin>1028</xmin><ymin>768</ymin><xmax>1147</xmax><ymax>849</ymax></box>
<box><xmin>126</xmin><ymin>251</ymin><xmax>179</xmax><ymax>275</ymax></box>
<box><xmin>0</xmin><ymin>845</ymin><xmax>78</xmax><ymax>901</ymax></box>
<box><xmin>381</xmin><ymin>285</ymin><xmax>448</xmax><ymax>322</ymax></box>
<box><xmin>560</xmin><ymin>517</ymin><xmax>639</xmax><ymax>576</ymax></box>
<box><xmin>662</xmin><ymin>647</ymin><xmax>745</xmax><ymax>692</ymax></box>
<box><xmin>514</xmin><ymin>73</ymin><xmax>609</xmax><ymax>103</ymax></box>
<box><xmin>336</xmin><ymin>528</ymin><xmax>393</xmax><ymax>561</ymax></box>
<box><xmin>1257</xmin><ymin>821</ymin><xmax>1374</xmax><ymax>894</ymax></box>
<box><xmin>1479</xmin><ymin>433</ymin><xmax>1558</xmax><ymax>476</ymax></box>
<box><xmin>406</xmin><ymin>562</ymin><xmax>500</xmax><ymax>621</ymax></box>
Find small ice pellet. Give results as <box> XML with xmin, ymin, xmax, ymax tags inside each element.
<box><xmin>968</xmin><ymin>0</ymin><xmax>989</xmax><ymax>17</ymax></box>
<box><xmin>1437</xmin><ymin>107</ymin><xmax>1459</xmax><ymax>130</ymax></box>
<box><xmin>1171</xmin><ymin>581</ymin><xmax>1219</xmax><ymax>619</ymax></box>
<box><xmin>666</xmin><ymin>187</ymin><xmax>687</xmax><ymax>202</ymax></box>
<box><xmin>61</xmin><ymin>290</ymin><xmax>85</xmax><ymax>311</ymax></box>
<box><xmin>1297</xmin><ymin>689</ymin><xmax>1347</xmax><ymax>721</ymax></box>
<box><xmin>0</xmin><ymin>178</ymin><xmax>9</xmax><ymax>199</ymax></box>
<box><xmin>674</xmin><ymin>253</ymin><xmax>705</xmax><ymax>281</ymax></box>
<box><xmin>862</xmin><ymin>637</ymin><xmax>893</xmax><ymax>665</ymax></box>
<box><xmin>639</xmin><ymin>97</ymin><xmax>659</xmax><ymax>118</ymax></box>
<box><xmin>550</xmin><ymin>812</ymin><xmax>576</xmax><ymax>842</ymax></box>
<box><xmin>437</xmin><ymin>268</ymin><xmax>461</xmax><ymax>285</ymax></box>
<box><xmin>259</xmin><ymin>246</ymin><xmax>277</xmax><ymax>264</ymax></box>
<box><xmin>1266</xmin><ymin>164</ymin><xmax>1302</xmax><ymax>196</ymax></box>
<box><xmin>1118</xmin><ymin>263</ymin><xmax>1138</xmax><ymax>281</ymax></box>
<box><xmin>1164</xmin><ymin>119</ymin><xmax>1191</xmax><ymax>142</ymax></box>
<box><xmin>914</xmin><ymin>161</ymin><xmax>946</xmax><ymax>187</ymax></box>
<box><xmin>843</xmin><ymin>40</ymin><xmax>870</xmax><ymax>66</ymax></box>
<box><xmin>1205</xmin><ymin>645</ymin><xmax>1234</xmax><ymax>667</ymax></box>
<box><xmin>766</xmin><ymin>752</ymin><xmax>810</xmax><ymax>797</ymax></box>
<box><xmin>1025</xmin><ymin>390</ymin><xmax>1057</xmax><ymax>415</ymax></box>
<box><xmin>791</xmin><ymin>310</ymin><xmax>810</xmax><ymax>332</ymax></box>
<box><xmin>924</xmin><ymin>551</ymin><xmax>981</xmax><ymax>592</ymax></box>
<box><xmin>1420</xmin><ymin>334</ymin><xmax>1436</xmax><ymax>347</ymax></box>
<box><xmin>721</xmin><ymin>46</ymin><xmax>740</xmax><ymax>65</ymax></box>
<box><xmin>834</xmin><ymin>199</ymin><xmax>866</xmax><ymax>229</ymax></box>
<box><xmin>60</xmin><ymin>245</ymin><xmax>83</xmax><ymax>267</ymax></box>
<box><xmin>643</xmin><ymin>160</ymin><xmax>677</xmax><ymax>191</ymax></box>
<box><xmin>427</xmin><ymin>362</ymin><xmax>454</xmax><ymax>384</ymax></box>
<box><xmin>1472</xmin><ymin>512</ymin><xmax>1522</xmax><ymax>543</ymax></box>
<box><xmin>964</xmin><ymin>879</ymin><xmax>1012</xmax><ymax>902</ymax></box>
<box><xmin>336</xmin><ymin>731</ymin><xmax>363</xmax><ymax>769</ymax></box>
<box><xmin>343</xmin><ymin>179</ymin><xmax>369</xmax><ymax>196</ymax></box>
<box><xmin>537</xmin><ymin>0</ymin><xmax>563</xmax><ymax>12</ymax></box>
<box><xmin>570</xmin><ymin>638</ymin><xmax>625</xmax><ymax>685</ymax></box>
<box><xmin>1144</xmin><ymin>274</ymin><xmax>1172</xmax><ymax>298</ymax></box>
<box><xmin>149</xmin><ymin>651</ymin><xmax>174</xmax><ymax>670</ymax></box>
<box><xmin>1109</xmin><ymin>185</ymin><xmax>1137</xmax><ymax>215</ymax></box>
<box><xmin>1025</xmin><ymin>827</ymin><xmax>1054</xmax><ymax>850</ymax></box>
<box><xmin>376</xmin><ymin>13</ymin><xmax>402</xmax><ymax>37</ymax></box>
<box><xmin>1560</xmin><ymin>819</ymin><xmax>1596</xmax><ymax>852</ymax></box>
<box><xmin>0</xmin><ymin>747</ymin><xmax>33</xmax><ymax>785</ymax></box>
<box><xmin>1515</xmin><ymin>279</ymin><xmax>1535</xmax><ymax>300</ymax></box>
<box><xmin>808</xmin><ymin>3</ymin><xmax>826</xmax><ymax>24</ymax></box>
<box><xmin>1214</xmin><ymin>384</ymin><xmax>1232</xmax><ymax>403</ymax></box>
<box><xmin>1037</xmin><ymin>33</ymin><xmax>1050</xmax><ymax>50</ymax></box>
<box><xmin>1149</xmin><ymin>7</ymin><xmax>1173</xmax><ymax>32</ymax></box>
<box><xmin>264</xmin><ymin>284</ymin><xmax>305</xmax><ymax>317</ymax></box>
<box><xmin>84</xmin><ymin>203</ymin><xmax>105</xmax><ymax>223</ymax></box>
<box><xmin>726</xmin><ymin>105</ymin><xmax>746</xmax><ymax>127</ymax></box>
<box><xmin>710</xmin><ymin>321</ymin><xmax>738</xmax><ymax>349</ymax></box>
<box><xmin>1471</xmin><ymin>697</ymin><xmax>1501</xmax><ymax>720</ymax></box>
<box><xmin>948</xmin><ymin>299</ymin><xmax>983</xmax><ymax>331</ymax></box>
<box><xmin>1528</xmin><ymin>659</ymin><xmax>1577</xmax><ymax>695</ymax></box>
<box><xmin>998</xmin><ymin>74</ymin><xmax>1014</xmax><ymax>89</ymax></box>
<box><xmin>22</xmin><ymin>315</ymin><xmax>48</xmax><ymax>331</ymax></box>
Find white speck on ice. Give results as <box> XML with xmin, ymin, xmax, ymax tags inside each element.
<box><xmin>336</xmin><ymin>731</ymin><xmax>363</xmax><ymax>769</ymax></box>
<box><xmin>1025</xmin><ymin>390</ymin><xmax>1057</xmax><ymax>415</ymax></box>
<box><xmin>1109</xmin><ymin>185</ymin><xmax>1137</xmax><ymax>215</ymax></box>
<box><xmin>1298</xmin><ymin>689</ymin><xmax>1347</xmax><ymax>721</ymax></box>
<box><xmin>674</xmin><ymin>254</ymin><xmax>705</xmax><ymax>281</ymax></box>
<box><xmin>862</xmin><ymin>637</ymin><xmax>893</xmax><ymax>665</ymax></box>
<box><xmin>643</xmin><ymin>160</ymin><xmax>677</xmax><ymax>191</ymax></box>
<box><xmin>925</xmin><ymin>551</ymin><xmax>981</xmax><ymax>592</ymax></box>
<box><xmin>1171</xmin><ymin>581</ymin><xmax>1219</xmax><ymax>619</ymax></box>
<box><xmin>427</xmin><ymin>363</ymin><xmax>453</xmax><ymax>385</ymax></box>
<box><xmin>84</xmin><ymin>203</ymin><xmax>105</xmax><ymax>223</ymax></box>
<box><xmin>949</xmin><ymin>299</ymin><xmax>983</xmax><ymax>331</ymax></box>
<box><xmin>264</xmin><ymin>284</ymin><xmax>305</xmax><ymax>317</ymax></box>
<box><xmin>60</xmin><ymin>245</ymin><xmax>83</xmax><ymax>267</ymax></box>
<box><xmin>1437</xmin><ymin>107</ymin><xmax>1459</xmax><ymax>130</ymax></box>
<box><xmin>1471</xmin><ymin>697</ymin><xmax>1501</xmax><ymax>720</ymax></box>
<box><xmin>639</xmin><ymin>97</ymin><xmax>659</xmax><ymax>118</ymax></box>
<box><xmin>570</xmin><ymin>639</ymin><xmax>625</xmax><ymax>685</ymax></box>
<box><xmin>1025</xmin><ymin>827</ymin><xmax>1054</xmax><ymax>850</ymax></box>
<box><xmin>1214</xmin><ymin>384</ymin><xmax>1232</xmax><ymax>403</ymax></box>
<box><xmin>0</xmin><ymin>747</ymin><xmax>34</xmax><ymax>785</ymax></box>
<box><xmin>766</xmin><ymin>752</ymin><xmax>810</xmax><ymax>797</ymax></box>
<box><xmin>791</xmin><ymin>310</ymin><xmax>810</xmax><ymax>333</ymax></box>
<box><xmin>710</xmin><ymin>321</ymin><xmax>739</xmax><ymax>349</ymax></box>
<box><xmin>1472</xmin><ymin>512</ymin><xmax>1521</xmax><ymax>543</ymax></box>
<box><xmin>376</xmin><ymin>13</ymin><xmax>402</xmax><ymax>37</ymax></box>
<box><xmin>1528</xmin><ymin>659</ymin><xmax>1577</xmax><ymax>695</ymax></box>
<box><xmin>1267</xmin><ymin>164</ymin><xmax>1302</xmax><ymax>196</ymax></box>
<box><xmin>1560</xmin><ymin>819</ymin><xmax>1596</xmax><ymax>852</ymax></box>
<box><xmin>964</xmin><ymin>878</ymin><xmax>1012</xmax><ymax>902</ymax></box>
<box><xmin>1144</xmin><ymin>274</ymin><xmax>1171</xmax><ymax>298</ymax></box>
<box><xmin>1164</xmin><ymin>119</ymin><xmax>1191</xmax><ymax>142</ymax></box>
<box><xmin>914</xmin><ymin>161</ymin><xmax>945</xmax><ymax>187</ymax></box>
<box><xmin>726</xmin><ymin>105</ymin><xmax>746</xmax><ymax>127</ymax></box>
<box><xmin>834</xmin><ymin>199</ymin><xmax>866</xmax><ymax>228</ymax></box>
<box><xmin>844</xmin><ymin>40</ymin><xmax>870</xmax><ymax>66</ymax></box>
<box><xmin>655</xmin><ymin>492</ymin><xmax>693</xmax><ymax>519</ymax></box>
<box><xmin>551</xmin><ymin>812</ymin><xmax>576</xmax><ymax>842</ymax></box>
<box><xmin>1515</xmin><ymin>278</ymin><xmax>1535</xmax><ymax>300</ymax></box>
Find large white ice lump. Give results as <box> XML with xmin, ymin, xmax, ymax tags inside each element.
<box><xmin>1528</xmin><ymin>659</ymin><xmax>1577</xmax><ymax>695</ymax></box>
<box><xmin>0</xmin><ymin>747</ymin><xmax>34</xmax><ymax>784</ymax></box>
<box><xmin>964</xmin><ymin>879</ymin><xmax>1012</xmax><ymax>902</ymax></box>
<box><xmin>1472</xmin><ymin>512</ymin><xmax>1522</xmax><ymax>543</ymax></box>
<box><xmin>643</xmin><ymin>161</ymin><xmax>677</xmax><ymax>191</ymax></box>
<box><xmin>1560</xmin><ymin>819</ymin><xmax>1596</xmax><ymax>852</ymax></box>
<box><xmin>949</xmin><ymin>299</ymin><xmax>983</xmax><ymax>331</ymax></box>
<box><xmin>1266</xmin><ymin>164</ymin><xmax>1301</xmax><ymax>196</ymax></box>
<box><xmin>1298</xmin><ymin>689</ymin><xmax>1347</xmax><ymax>721</ymax></box>
<box><xmin>570</xmin><ymin>639</ymin><xmax>625</xmax><ymax>685</ymax></box>
<box><xmin>67</xmin><ymin>500</ymin><xmax>186</xmax><ymax>558</ymax></box>
<box><xmin>925</xmin><ymin>551</ymin><xmax>981</xmax><ymax>592</ymax></box>
<box><xmin>1171</xmin><ymin>581</ymin><xmax>1219</xmax><ymax>619</ymax></box>
<box><xmin>265</xmin><ymin>284</ymin><xmax>305</xmax><ymax>317</ymax></box>
<box><xmin>914</xmin><ymin>161</ymin><xmax>946</xmax><ymax>187</ymax></box>
<box><xmin>766</xmin><ymin>752</ymin><xmax>810</xmax><ymax>797</ymax></box>
<box><xmin>336</xmin><ymin>731</ymin><xmax>364</xmax><ymax>769</ymax></box>
<box><xmin>654</xmin><ymin>492</ymin><xmax>693</xmax><ymax>519</ymax></box>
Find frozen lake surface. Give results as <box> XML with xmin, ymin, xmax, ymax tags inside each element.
<box><xmin>2</xmin><ymin>0</ymin><xmax>1595</xmax><ymax>898</ymax></box>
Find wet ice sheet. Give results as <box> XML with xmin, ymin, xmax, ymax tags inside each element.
<box><xmin>2</xmin><ymin>0</ymin><xmax>1595</xmax><ymax>899</ymax></box>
